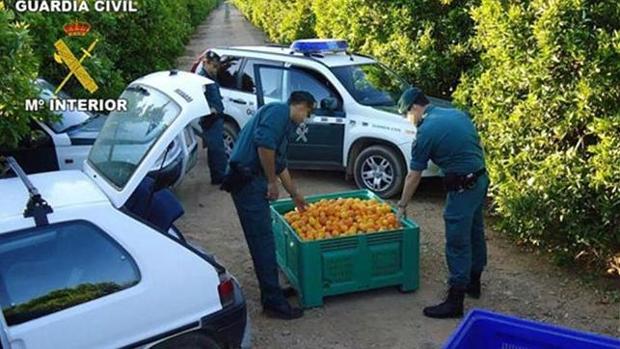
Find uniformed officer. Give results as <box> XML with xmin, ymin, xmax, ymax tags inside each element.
<box><xmin>396</xmin><ymin>87</ymin><xmax>489</xmax><ymax>319</ymax></box>
<box><xmin>222</xmin><ymin>91</ymin><xmax>316</xmax><ymax>319</ymax></box>
<box><xmin>198</xmin><ymin>51</ymin><xmax>227</xmax><ymax>184</ymax></box>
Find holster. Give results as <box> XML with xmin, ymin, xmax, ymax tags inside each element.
<box><xmin>220</xmin><ymin>162</ymin><xmax>255</xmax><ymax>193</ymax></box>
<box><xmin>443</xmin><ymin>168</ymin><xmax>486</xmax><ymax>192</ymax></box>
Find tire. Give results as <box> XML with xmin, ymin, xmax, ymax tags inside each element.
<box><xmin>353</xmin><ymin>145</ymin><xmax>406</xmax><ymax>198</ymax></box>
<box><xmin>152</xmin><ymin>332</ymin><xmax>223</xmax><ymax>349</ymax></box>
<box><xmin>223</xmin><ymin>121</ymin><xmax>239</xmax><ymax>159</ymax></box>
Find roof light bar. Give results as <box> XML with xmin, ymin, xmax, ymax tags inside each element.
<box><xmin>290</xmin><ymin>39</ymin><xmax>348</xmax><ymax>54</ymax></box>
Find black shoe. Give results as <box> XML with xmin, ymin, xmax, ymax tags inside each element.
<box><xmin>263</xmin><ymin>301</ymin><xmax>303</xmax><ymax>320</ymax></box>
<box><xmin>466</xmin><ymin>271</ymin><xmax>482</xmax><ymax>299</ymax></box>
<box><xmin>281</xmin><ymin>286</ymin><xmax>297</xmax><ymax>298</ymax></box>
<box><xmin>423</xmin><ymin>286</ymin><xmax>465</xmax><ymax>319</ymax></box>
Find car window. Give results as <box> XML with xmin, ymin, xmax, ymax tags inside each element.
<box><xmin>0</xmin><ymin>221</ymin><xmax>139</xmax><ymax>326</ymax></box>
<box><xmin>240</xmin><ymin>59</ymin><xmax>283</xmax><ymax>94</ymax></box>
<box><xmin>217</xmin><ymin>55</ymin><xmax>243</xmax><ymax>90</ymax></box>
<box><xmin>88</xmin><ymin>85</ymin><xmax>181</xmax><ymax>189</ymax></box>
<box><xmin>331</xmin><ymin>63</ymin><xmax>408</xmax><ymax>108</ymax></box>
<box><xmin>287</xmin><ymin>67</ymin><xmax>341</xmax><ymax>110</ymax></box>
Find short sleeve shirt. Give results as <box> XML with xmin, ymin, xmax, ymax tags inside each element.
<box><xmin>410</xmin><ymin>105</ymin><xmax>485</xmax><ymax>175</ymax></box>
<box><xmin>229</xmin><ymin>102</ymin><xmax>294</xmax><ymax>174</ymax></box>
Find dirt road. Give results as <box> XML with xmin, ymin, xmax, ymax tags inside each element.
<box><xmin>174</xmin><ymin>2</ymin><xmax>619</xmax><ymax>348</ymax></box>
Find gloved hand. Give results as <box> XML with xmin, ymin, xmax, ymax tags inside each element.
<box><xmin>396</xmin><ymin>205</ymin><xmax>407</xmax><ymax>221</ymax></box>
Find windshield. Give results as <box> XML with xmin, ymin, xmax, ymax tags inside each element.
<box><xmin>35</xmin><ymin>79</ymin><xmax>94</xmax><ymax>133</ymax></box>
<box><xmin>331</xmin><ymin>63</ymin><xmax>409</xmax><ymax>109</ymax></box>
<box><xmin>87</xmin><ymin>85</ymin><xmax>180</xmax><ymax>189</ymax></box>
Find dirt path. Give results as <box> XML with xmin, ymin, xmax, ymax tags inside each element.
<box><xmin>174</xmin><ymin>2</ymin><xmax>619</xmax><ymax>348</ymax></box>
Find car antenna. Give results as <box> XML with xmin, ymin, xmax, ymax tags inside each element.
<box><xmin>3</xmin><ymin>157</ymin><xmax>53</xmax><ymax>226</ymax></box>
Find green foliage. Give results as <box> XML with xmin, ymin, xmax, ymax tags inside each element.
<box><xmin>234</xmin><ymin>0</ymin><xmax>315</xmax><ymax>43</ymax></box>
<box><xmin>0</xmin><ymin>0</ymin><xmax>219</xmax><ymax>148</ymax></box>
<box><xmin>0</xmin><ymin>7</ymin><xmax>55</xmax><ymax>149</ymax></box>
<box><xmin>453</xmin><ymin>0</ymin><xmax>620</xmax><ymax>269</ymax></box>
<box><xmin>232</xmin><ymin>0</ymin><xmax>478</xmax><ymax>98</ymax></box>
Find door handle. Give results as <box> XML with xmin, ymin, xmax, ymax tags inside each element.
<box><xmin>229</xmin><ymin>98</ymin><xmax>247</xmax><ymax>105</ymax></box>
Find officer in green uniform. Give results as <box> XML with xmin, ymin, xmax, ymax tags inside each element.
<box><xmin>197</xmin><ymin>51</ymin><xmax>227</xmax><ymax>184</ymax></box>
<box><xmin>396</xmin><ymin>87</ymin><xmax>489</xmax><ymax>319</ymax></box>
<box><xmin>222</xmin><ymin>91</ymin><xmax>316</xmax><ymax>320</ymax></box>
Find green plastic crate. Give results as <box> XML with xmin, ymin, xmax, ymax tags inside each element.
<box><xmin>270</xmin><ymin>189</ymin><xmax>420</xmax><ymax>308</ymax></box>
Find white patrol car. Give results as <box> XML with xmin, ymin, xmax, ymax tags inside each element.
<box><xmin>191</xmin><ymin>39</ymin><xmax>448</xmax><ymax>198</ymax></box>
<box><xmin>0</xmin><ymin>79</ymin><xmax>199</xmax><ymax>188</ymax></box>
<box><xmin>0</xmin><ymin>71</ymin><xmax>249</xmax><ymax>349</ymax></box>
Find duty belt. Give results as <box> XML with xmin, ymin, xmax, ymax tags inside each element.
<box><xmin>443</xmin><ymin>168</ymin><xmax>486</xmax><ymax>192</ymax></box>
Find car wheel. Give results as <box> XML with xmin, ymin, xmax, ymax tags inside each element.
<box><xmin>153</xmin><ymin>332</ymin><xmax>223</xmax><ymax>349</ymax></box>
<box><xmin>353</xmin><ymin>145</ymin><xmax>405</xmax><ymax>198</ymax></box>
<box><xmin>223</xmin><ymin>121</ymin><xmax>239</xmax><ymax>159</ymax></box>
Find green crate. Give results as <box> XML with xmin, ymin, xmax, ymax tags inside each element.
<box><xmin>270</xmin><ymin>189</ymin><xmax>420</xmax><ymax>308</ymax></box>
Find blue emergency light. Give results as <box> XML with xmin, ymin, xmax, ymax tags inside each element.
<box><xmin>290</xmin><ymin>39</ymin><xmax>349</xmax><ymax>54</ymax></box>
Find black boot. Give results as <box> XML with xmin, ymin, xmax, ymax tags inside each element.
<box><xmin>263</xmin><ymin>300</ymin><xmax>304</xmax><ymax>320</ymax></box>
<box><xmin>466</xmin><ymin>271</ymin><xmax>482</xmax><ymax>299</ymax></box>
<box><xmin>423</xmin><ymin>286</ymin><xmax>465</xmax><ymax>319</ymax></box>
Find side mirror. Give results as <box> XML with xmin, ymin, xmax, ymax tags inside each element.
<box><xmin>320</xmin><ymin>97</ymin><xmax>339</xmax><ymax>111</ymax></box>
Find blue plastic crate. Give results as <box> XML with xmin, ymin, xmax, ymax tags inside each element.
<box><xmin>444</xmin><ymin>309</ymin><xmax>620</xmax><ymax>349</ymax></box>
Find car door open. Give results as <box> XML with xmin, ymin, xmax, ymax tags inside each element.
<box><xmin>254</xmin><ymin>64</ymin><xmax>346</xmax><ymax>169</ymax></box>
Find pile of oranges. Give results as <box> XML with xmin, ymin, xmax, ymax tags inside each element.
<box><xmin>283</xmin><ymin>198</ymin><xmax>401</xmax><ymax>241</ymax></box>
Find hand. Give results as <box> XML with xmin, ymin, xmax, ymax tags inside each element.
<box><xmin>292</xmin><ymin>193</ymin><xmax>307</xmax><ymax>212</ymax></box>
<box><xmin>266</xmin><ymin>181</ymin><xmax>279</xmax><ymax>201</ymax></box>
<box><xmin>396</xmin><ymin>206</ymin><xmax>407</xmax><ymax>221</ymax></box>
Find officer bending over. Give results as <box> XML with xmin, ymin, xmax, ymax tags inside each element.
<box><xmin>396</xmin><ymin>87</ymin><xmax>489</xmax><ymax>319</ymax></box>
<box><xmin>222</xmin><ymin>91</ymin><xmax>316</xmax><ymax>319</ymax></box>
<box><xmin>198</xmin><ymin>51</ymin><xmax>227</xmax><ymax>184</ymax></box>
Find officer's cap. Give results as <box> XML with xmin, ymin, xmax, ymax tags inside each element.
<box><xmin>398</xmin><ymin>87</ymin><xmax>425</xmax><ymax>114</ymax></box>
<box><xmin>204</xmin><ymin>50</ymin><xmax>221</xmax><ymax>63</ymax></box>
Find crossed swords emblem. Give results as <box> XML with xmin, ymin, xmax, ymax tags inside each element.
<box><xmin>295</xmin><ymin>122</ymin><xmax>309</xmax><ymax>143</ymax></box>
<box><xmin>53</xmin><ymin>38</ymin><xmax>99</xmax><ymax>94</ymax></box>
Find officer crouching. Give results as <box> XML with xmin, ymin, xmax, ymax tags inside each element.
<box><xmin>396</xmin><ymin>87</ymin><xmax>489</xmax><ymax>319</ymax></box>
<box><xmin>221</xmin><ymin>91</ymin><xmax>316</xmax><ymax>320</ymax></box>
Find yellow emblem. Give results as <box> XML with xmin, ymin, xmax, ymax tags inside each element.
<box><xmin>53</xmin><ymin>38</ymin><xmax>99</xmax><ymax>94</ymax></box>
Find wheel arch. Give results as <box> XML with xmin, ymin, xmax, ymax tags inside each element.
<box><xmin>346</xmin><ymin>137</ymin><xmax>407</xmax><ymax>178</ymax></box>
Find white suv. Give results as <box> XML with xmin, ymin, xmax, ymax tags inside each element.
<box><xmin>191</xmin><ymin>39</ymin><xmax>446</xmax><ymax>197</ymax></box>
<box><xmin>0</xmin><ymin>71</ymin><xmax>249</xmax><ymax>349</ymax></box>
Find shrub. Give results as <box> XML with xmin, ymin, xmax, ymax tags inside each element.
<box><xmin>453</xmin><ymin>0</ymin><xmax>620</xmax><ymax>270</ymax></box>
<box><xmin>0</xmin><ymin>5</ymin><xmax>55</xmax><ymax>149</ymax></box>
<box><xmin>233</xmin><ymin>0</ymin><xmax>478</xmax><ymax>98</ymax></box>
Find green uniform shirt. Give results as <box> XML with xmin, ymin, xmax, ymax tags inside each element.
<box><xmin>228</xmin><ymin>102</ymin><xmax>294</xmax><ymax>174</ymax></box>
<box><xmin>410</xmin><ymin>105</ymin><xmax>485</xmax><ymax>175</ymax></box>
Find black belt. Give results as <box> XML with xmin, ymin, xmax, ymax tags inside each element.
<box><xmin>443</xmin><ymin>168</ymin><xmax>486</xmax><ymax>192</ymax></box>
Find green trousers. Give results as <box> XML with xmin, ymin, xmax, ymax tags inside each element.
<box><xmin>443</xmin><ymin>173</ymin><xmax>489</xmax><ymax>287</ymax></box>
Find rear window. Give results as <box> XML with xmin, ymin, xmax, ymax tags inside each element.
<box><xmin>87</xmin><ymin>85</ymin><xmax>181</xmax><ymax>188</ymax></box>
<box><xmin>0</xmin><ymin>221</ymin><xmax>140</xmax><ymax>326</ymax></box>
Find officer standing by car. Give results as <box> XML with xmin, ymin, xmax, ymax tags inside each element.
<box><xmin>197</xmin><ymin>51</ymin><xmax>227</xmax><ymax>184</ymax></box>
<box><xmin>396</xmin><ymin>87</ymin><xmax>489</xmax><ymax>319</ymax></box>
<box><xmin>221</xmin><ymin>91</ymin><xmax>316</xmax><ymax>319</ymax></box>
